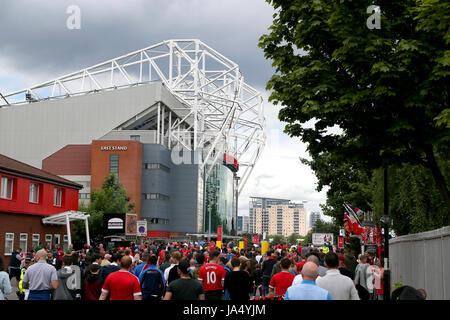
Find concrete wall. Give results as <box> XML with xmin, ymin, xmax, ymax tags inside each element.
<box><xmin>0</xmin><ymin>82</ymin><xmax>180</xmax><ymax>168</ymax></box>
<box><xmin>141</xmin><ymin>145</ymin><xmax>200</xmax><ymax>234</ymax></box>
<box><xmin>389</xmin><ymin>226</ymin><xmax>450</xmax><ymax>300</ymax></box>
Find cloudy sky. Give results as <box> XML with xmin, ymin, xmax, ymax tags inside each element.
<box><xmin>0</xmin><ymin>0</ymin><xmax>328</xmax><ymax>223</ymax></box>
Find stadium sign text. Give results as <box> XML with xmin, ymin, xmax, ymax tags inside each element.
<box><xmin>100</xmin><ymin>146</ymin><xmax>128</xmax><ymax>151</ymax></box>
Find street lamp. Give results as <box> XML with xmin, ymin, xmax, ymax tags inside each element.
<box><xmin>383</xmin><ymin>167</ymin><xmax>391</xmax><ymax>301</ymax></box>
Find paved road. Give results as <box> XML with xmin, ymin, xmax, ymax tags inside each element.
<box><xmin>5</xmin><ymin>278</ymin><xmax>19</xmax><ymax>300</ymax></box>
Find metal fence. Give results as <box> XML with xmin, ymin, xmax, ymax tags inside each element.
<box><xmin>389</xmin><ymin>226</ymin><xmax>450</xmax><ymax>300</ymax></box>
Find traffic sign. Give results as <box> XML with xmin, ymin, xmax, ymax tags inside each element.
<box><xmin>137</xmin><ymin>220</ymin><xmax>147</xmax><ymax>237</ymax></box>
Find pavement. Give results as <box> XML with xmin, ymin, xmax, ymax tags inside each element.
<box><xmin>5</xmin><ymin>278</ymin><xmax>19</xmax><ymax>300</ymax></box>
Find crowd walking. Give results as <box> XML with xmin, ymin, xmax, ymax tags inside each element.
<box><xmin>1</xmin><ymin>240</ymin><xmax>428</xmax><ymax>301</ymax></box>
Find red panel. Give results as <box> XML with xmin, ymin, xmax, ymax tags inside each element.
<box><xmin>0</xmin><ymin>172</ymin><xmax>79</xmax><ymax>217</ymax></box>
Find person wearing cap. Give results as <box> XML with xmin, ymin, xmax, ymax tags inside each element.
<box><xmin>17</xmin><ymin>257</ymin><xmax>33</xmax><ymax>300</ymax></box>
<box><xmin>164</xmin><ymin>259</ymin><xmax>204</xmax><ymax>300</ymax></box>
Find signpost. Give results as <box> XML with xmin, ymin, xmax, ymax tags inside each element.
<box><xmin>137</xmin><ymin>220</ymin><xmax>147</xmax><ymax>237</ymax></box>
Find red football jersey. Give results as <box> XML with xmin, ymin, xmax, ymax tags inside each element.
<box><xmin>101</xmin><ymin>270</ymin><xmax>141</xmax><ymax>300</ymax></box>
<box><xmin>269</xmin><ymin>271</ymin><xmax>295</xmax><ymax>297</ymax></box>
<box><xmin>198</xmin><ymin>263</ymin><xmax>226</xmax><ymax>291</ymax></box>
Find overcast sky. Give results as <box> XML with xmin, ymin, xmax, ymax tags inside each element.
<box><xmin>0</xmin><ymin>0</ymin><xmax>328</xmax><ymax>223</ymax></box>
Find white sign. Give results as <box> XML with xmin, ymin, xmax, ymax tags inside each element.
<box><xmin>312</xmin><ymin>233</ymin><xmax>334</xmax><ymax>246</ymax></box>
<box><xmin>339</xmin><ymin>229</ymin><xmax>345</xmax><ymax>237</ymax></box>
<box><xmin>137</xmin><ymin>220</ymin><xmax>147</xmax><ymax>237</ymax></box>
<box><xmin>108</xmin><ymin>218</ymin><xmax>124</xmax><ymax>229</ymax></box>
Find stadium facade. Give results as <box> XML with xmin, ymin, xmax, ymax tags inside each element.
<box><xmin>0</xmin><ymin>40</ymin><xmax>266</xmax><ymax>239</ymax></box>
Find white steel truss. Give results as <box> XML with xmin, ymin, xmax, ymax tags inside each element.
<box><xmin>2</xmin><ymin>39</ymin><xmax>266</xmax><ymax>194</ymax></box>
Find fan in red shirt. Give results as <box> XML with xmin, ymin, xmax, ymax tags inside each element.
<box><xmin>158</xmin><ymin>249</ymin><xmax>166</xmax><ymax>266</ymax></box>
<box><xmin>207</xmin><ymin>241</ymin><xmax>216</xmax><ymax>252</ymax></box>
<box><xmin>269</xmin><ymin>258</ymin><xmax>295</xmax><ymax>297</ymax></box>
<box><xmin>99</xmin><ymin>256</ymin><xmax>142</xmax><ymax>300</ymax></box>
<box><xmin>198</xmin><ymin>249</ymin><xmax>226</xmax><ymax>300</ymax></box>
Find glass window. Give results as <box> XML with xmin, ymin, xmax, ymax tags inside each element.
<box><xmin>54</xmin><ymin>234</ymin><xmax>60</xmax><ymax>246</ymax></box>
<box><xmin>143</xmin><ymin>193</ymin><xmax>169</xmax><ymax>201</ymax></box>
<box><xmin>144</xmin><ymin>163</ymin><xmax>170</xmax><ymax>173</ymax></box>
<box><xmin>5</xmin><ymin>233</ymin><xmax>14</xmax><ymax>255</ymax></box>
<box><xmin>109</xmin><ymin>154</ymin><xmax>119</xmax><ymax>174</ymax></box>
<box><xmin>29</xmin><ymin>182</ymin><xmax>40</xmax><ymax>203</ymax></box>
<box><xmin>1</xmin><ymin>177</ymin><xmax>13</xmax><ymax>200</ymax></box>
<box><xmin>63</xmin><ymin>235</ymin><xmax>69</xmax><ymax>251</ymax></box>
<box><xmin>32</xmin><ymin>234</ymin><xmax>40</xmax><ymax>250</ymax></box>
<box><xmin>45</xmin><ymin>234</ymin><xmax>52</xmax><ymax>250</ymax></box>
<box><xmin>54</xmin><ymin>188</ymin><xmax>62</xmax><ymax>206</ymax></box>
<box><xmin>130</xmin><ymin>135</ymin><xmax>140</xmax><ymax>141</ymax></box>
<box><xmin>20</xmin><ymin>233</ymin><xmax>28</xmax><ymax>252</ymax></box>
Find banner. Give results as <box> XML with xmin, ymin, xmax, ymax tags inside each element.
<box><xmin>312</xmin><ymin>233</ymin><xmax>334</xmax><ymax>246</ymax></box>
<box><xmin>217</xmin><ymin>226</ymin><xmax>222</xmax><ymax>242</ymax></box>
<box><xmin>344</xmin><ymin>202</ymin><xmax>383</xmax><ymax>246</ymax></box>
<box><xmin>261</xmin><ymin>241</ymin><xmax>269</xmax><ymax>256</ymax></box>
<box><xmin>137</xmin><ymin>220</ymin><xmax>147</xmax><ymax>237</ymax></box>
<box><xmin>252</xmin><ymin>236</ymin><xmax>259</xmax><ymax>244</ymax></box>
<box><xmin>338</xmin><ymin>237</ymin><xmax>344</xmax><ymax>248</ymax></box>
<box><xmin>126</xmin><ymin>213</ymin><xmax>137</xmax><ymax>236</ymax></box>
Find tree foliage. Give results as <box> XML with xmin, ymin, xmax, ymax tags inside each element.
<box><xmin>259</xmin><ymin>0</ymin><xmax>450</xmax><ymax>211</ymax></box>
<box><xmin>268</xmin><ymin>234</ymin><xmax>285</xmax><ymax>245</ymax></box>
<box><xmin>72</xmin><ymin>173</ymin><xmax>135</xmax><ymax>244</ymax></box>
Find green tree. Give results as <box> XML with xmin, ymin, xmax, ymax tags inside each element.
<box><xmin>72</xmin><ymin>173</ymin><xmax>135</xmax><ymax>243</ymax></box>
<box><xmin>287</xmin><ymin>233</ymin><xmax>301</xmax><ymax>245</ymax></box>
<box><xmin>301</xmin><ymin>230</ymin><xmax>313</xmax><ymax>246</ymax></box>
<box><xmin>312</xmin><ymin>219</ymin><xmax>341</xmax><ymax>236</ymax></box>
<box><xmin>259</xmin><ymin>0</ymin><xmax>450</xmax><ymax>211</ymax></box>
<box><xmin>301</xmin><ymin>152</ymin><xmax>373</xmax><ymax>223</ymax></box>
<box><xmin>268</xmin><ymin>234</ymin><xmax>285</xmax><ymax>245</ymax></box>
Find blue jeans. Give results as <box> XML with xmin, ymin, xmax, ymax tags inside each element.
<box><xmin>262</xmin><ymin>276</ymin><xmax>271</xmax><ymax>297</ymax></box>
<box><xmin>28</xmin><ymin>290</ymin><xmax>51</xmax><ymax>300</ymax></box>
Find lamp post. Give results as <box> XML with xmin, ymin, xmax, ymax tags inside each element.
<box><xmin>383</xmin><ymin>167</ymin><xmax>391</xmax><ymax>301</ymax></box>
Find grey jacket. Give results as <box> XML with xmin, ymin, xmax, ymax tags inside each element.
<box><xmin>53</xmin><ymin>267</ymin><xmax>75</xmax><ymax>300</ymax></box>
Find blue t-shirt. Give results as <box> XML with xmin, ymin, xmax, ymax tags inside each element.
<box><xmin>284</xmin><ymin>280</ymin><xmax>332</xmax><ymax>300</ymax></box>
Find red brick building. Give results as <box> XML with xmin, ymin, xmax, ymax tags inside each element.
<box><xmin>0</xmin><ymin>154</ymin><xmax>82</xmax><ymax>265</ymax></box>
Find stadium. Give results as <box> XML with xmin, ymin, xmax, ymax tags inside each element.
<box><xmin>0</xmin><ymin>39</ymin><xmax>266</xmax><ymax>239</ymax></box>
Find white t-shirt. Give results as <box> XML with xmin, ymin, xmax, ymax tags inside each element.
<box><xmin>292</xmin><ymin>274</ymin><xmax>303</xmax><ymax>286</ymax></box>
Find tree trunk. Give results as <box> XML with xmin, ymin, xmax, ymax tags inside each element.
<box><xmin>425</xmin><ymin>148</ymin><xmax>450</xmax><ymax>212</ymax></box>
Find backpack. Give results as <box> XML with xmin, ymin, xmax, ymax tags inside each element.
<box><xmin>141</xmin><ymin>268</ymin><xmax>164</xmax><ymax>300</ymax></box>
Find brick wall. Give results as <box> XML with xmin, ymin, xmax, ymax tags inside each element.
<box><xmin>0</xmin><ymin>212</ymin><xmax>68</xmax><ymax>266</ymax></box>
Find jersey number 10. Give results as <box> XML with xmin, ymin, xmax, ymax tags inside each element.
<box><xmin>206</xmin><ymin>271</ymin><xmax>217</xmax><ymax>284</ymax></box>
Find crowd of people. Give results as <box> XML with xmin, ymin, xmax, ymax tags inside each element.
<box><xmin>0</xmin><ymin>240</ymin><xmax>428</xmax><ymax>301</ymax></box>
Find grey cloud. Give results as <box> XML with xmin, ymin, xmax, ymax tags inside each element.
<box><xmin>0</xmin><ymin>0</ymin><xmax>275</xmax><ymax>91</ymax></box>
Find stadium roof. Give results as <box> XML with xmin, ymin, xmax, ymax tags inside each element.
<box><xmin>1</xmin><ymin>39</ymin><xmax>266</xmax><ymax>194</ymax></box>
